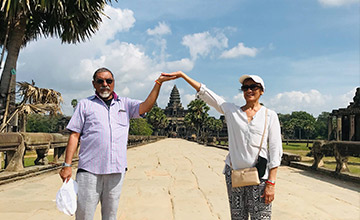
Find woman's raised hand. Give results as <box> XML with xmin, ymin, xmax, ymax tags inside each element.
<box><xmin>161</xmin><ymin>71</ymin><xmax>184</xmax><ymax>79</ymax></box>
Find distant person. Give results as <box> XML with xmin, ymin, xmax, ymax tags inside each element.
<box><xmin>163</xmin><ymin>71</ymin><xmax>283</xmax><ymax>220</ymax></box>
<box><xmin>59</xmin><ymin>67</ymin><xmax>175</xmax><ymax>220</ymax></box>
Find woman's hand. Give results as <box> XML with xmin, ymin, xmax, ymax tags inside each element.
<box><xmin>262</xmin><ymin>183</ymin><xmax>275</xmax><ymax>204</ymax></box>
<box><xmin>161</xmin><ymin>71</ymin><xmax>184</xmax><ymax>79</ymax></box>
<box><xmin>156</xmin><ymin>73</ymin><xmax>177</xmax><ymax>84</ymax></box>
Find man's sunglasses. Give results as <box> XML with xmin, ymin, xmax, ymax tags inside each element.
<box><xmin>240</xmin><ymin>84</ymin><xmax>261</xmax><ymax>91</ymax></box>
<box><xmin>96</xmin><ymin>78</ymin><xmax>113</xmax><ymax>84</ymax></box>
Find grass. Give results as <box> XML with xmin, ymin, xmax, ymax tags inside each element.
<box><xmin>283</xmin><ymin>143</ymin><xmax>360</xmax><ymax>176</ymax></box>
<box><xmin>1</xmin><ymin>150</ymin><xmax>55</xmax><ymax>169</ymax></box>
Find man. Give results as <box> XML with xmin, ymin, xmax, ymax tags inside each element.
<box><xmin>59</xmin><ymin>67</ymin><xmax>175</xmax><ymax>220</ymax></box>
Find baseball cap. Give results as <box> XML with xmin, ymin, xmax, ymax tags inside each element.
<box><xmin>239</xmin><ymin>74</ymin><xmax>265</xmax><ymax>91</ymax></box>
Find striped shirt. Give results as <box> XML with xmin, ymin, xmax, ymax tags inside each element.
<box><xmin>66</xmin><ymin>92</ymin><xmax>142</xmax><ymax>174</ymax></box>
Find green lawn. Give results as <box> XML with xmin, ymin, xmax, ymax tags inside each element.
<box><xmin>283</xmin><ymin>143</ymin><xmax>360</xmax><ymax>175</ymax></box>
<box><xmin>1</xmin><ymin>150</ymin><xmax>55</xmax><ymax>169</ymax></box>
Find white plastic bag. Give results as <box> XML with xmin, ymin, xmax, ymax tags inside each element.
<box><xmin>56</xmin><ymin>178</ymin><xmax>78</xmax><ymax>216</ymax></box>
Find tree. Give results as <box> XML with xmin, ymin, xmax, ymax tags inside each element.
<box><xmin>184</xmin><ymin>99</ymin><xmax>210</xmax><ymax>141</ymax></box>
<box><xmin>0</xmin><ymin>0</ymin><xmax>116</xmax><ymax>126</ymax></box>
<box><xmin>314</xmin><ymin>112</ymin><xmax>330</xmax><ymax>140</ymax></box>
<box><xmin>26</xmin><ymin>113</ymin><xmax>63</xmax><ymax>132</ymax></box>
<box><xmin>278</xmin><ymin>113</ymin><xmax>293</xmax><ymax>144</ymax></box>
<box><xmin>0</xmin><ymin>81</ymin><xmax>63</xmax><ymax>132</ymax></box>
<box><xmin>71</xmin><ymin>99</ymin><xmax>78</xmax><ymax>112</ymax></box>
<box><xmin>289</xmin><ymin>111</ymin><xmax>316</xmax><ymax>147</ymax></box>
<box><xmin>146</xmin><ymin>106</ymin><xmax>168</xmax><ymax>136</ymax></box>
<box><xmin>129</xmin><ymin>118</ymin><xmax>153</xmax><ymax>136</ymax></box>
<box><xmin>205</xmin><ymin>116</ymin><xmax>223</xmax><ymax>139</ymax></box>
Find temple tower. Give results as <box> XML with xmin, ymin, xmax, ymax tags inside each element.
<box><xmin>164</xmin><ymin>85</ymin><xmax>187</xmax><ymax>137</ymax></box>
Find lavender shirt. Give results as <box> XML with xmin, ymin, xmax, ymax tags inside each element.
<box><xmin>66</xmin><ymin>93</ymin><xmax>142</xmax><ymax>174</ymax></box>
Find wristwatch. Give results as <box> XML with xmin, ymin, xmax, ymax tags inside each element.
<box><xmin>62</xmin><ymin>162</ymin><xmax>72</xmax><ymax>167</ymax></box>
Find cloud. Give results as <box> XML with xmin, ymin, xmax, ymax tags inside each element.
<box><xmin>265</xmin><ymin>88</ymin><xmax>357</xmax><ymax>117</ymax></box>
<box><xmin>147</xmin><ymin>22</ymin><xmax>171</xmax><ymax>36</ymax></box>
<box><xmin>182</xmin><ymin>31</ymin><xmax>228</xmax><ymax>60</ymax></box>
<box><xmin>16</xmin><ymin>6</ymin><xmax>194</xmax><ymax>116</ymax></box>
<box><xmin>318</xmin><ymin>0</ymin><xmax>358</xmax><ymax>7</ymax></box>
<box><xmin>220</xmin><ymin>42</ymin><xmax>258</xmax><ymax>59</ymax></box>
<box><xmin>165</xmin><ymin>58</ymin><xmax>194</xmax><ymax>72</ymax></box>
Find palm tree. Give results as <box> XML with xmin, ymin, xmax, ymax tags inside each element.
<box><xmin>146</xmin><ymin>106</ymin><xmax>168</xmax><ymax>136</ymax></box>
<box><xmin>185</xmin><ymin>99</ymin><xmax>210</xmax><ymax>142</ymax></box>
<box><xmin>0</xmin><ymin>81</ymin><xmax>63</xmax><ymax>132</ymax></box>
<box><xmin>0</xmin><ymin>0</ymin><xmax>116</xmax><ymax>128</ymax></box>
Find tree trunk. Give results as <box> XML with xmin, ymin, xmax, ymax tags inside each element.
<box><xmin>0</xmin><ymin>15</ymin><xmax>27</xmax><ymax>127</ymax></box>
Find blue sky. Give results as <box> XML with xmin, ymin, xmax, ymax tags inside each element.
<box><xmin>11</xmin><ymin>0</ymin><xmax>360</xmax><ymax>117</ymax></box>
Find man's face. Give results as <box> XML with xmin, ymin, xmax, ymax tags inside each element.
<box><xmin>92</xmin><ymin>71</ymin><xmax>115</xmax><ymax>100</ymax></box>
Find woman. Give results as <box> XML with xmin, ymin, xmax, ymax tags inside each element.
<box><xmin>163</xmin><ymin>71</ymin><xmax>283</xmax><ymax>220</ymax></box>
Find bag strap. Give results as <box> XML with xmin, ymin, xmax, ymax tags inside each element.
<box><xmin>230</xmin><ymin>107</ymin><xmax>268</xmax><ymax>167</ymax></box>
<box><xmin>255</xmin><ymin>108</ymin><xmax>268</xmax><ymax>163</ymax></box>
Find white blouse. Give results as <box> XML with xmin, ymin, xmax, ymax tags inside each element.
<box><xmin>197</xmin><ymin>84</ymin><xmax>283</xmax><ymax>179</ymax></box>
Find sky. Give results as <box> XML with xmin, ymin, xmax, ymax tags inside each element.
<box><xmin>6</xmin><ymin>0</ymin><xmax>360</xmax><ymax>118</ymax></box>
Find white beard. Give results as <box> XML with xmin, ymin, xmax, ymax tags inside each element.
<box><xmin>99</xmin><ymin>91</ymin><xmax>111</xmax><ymax>99</ymax></box>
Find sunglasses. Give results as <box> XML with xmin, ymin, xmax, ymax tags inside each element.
<box><xmin>240</xmin><ymin>84</ymin><xmax>261</xmax><ymax>91</ymax></box>
<box><xmin>96</xmin><ymin>78</ymin><xmax>113</xmax><ymax>84</ymax></box>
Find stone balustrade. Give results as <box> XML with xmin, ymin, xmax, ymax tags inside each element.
<box><xmin>0</xmin><ymin>133</ymin><xmax>165</xmax><ymax>172</ymax></box>
<box><xmin>312</xmin><ymin>140</ymin><xmax>360</xmax><ymax>174</ymax></box>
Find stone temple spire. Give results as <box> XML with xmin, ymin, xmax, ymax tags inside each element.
<box><xmin>164</xmin><ymin>85</ymin><xmax>186</xmax><ymax>118</ymax></box>
<box><xmin>167</xmin><ymin>85</ymin><xmax>182</xmax><ymax>108</ymax></box>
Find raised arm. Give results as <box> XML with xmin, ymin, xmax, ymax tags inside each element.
<box><xmin>162</xmin><ymin>71</ymin><xmax>201</xmax><ymax>92</ymax></box>
<box><xmin>139</xmin><ymin>74</ymin><xmax>176</xmax><ymax>115</ymax></box>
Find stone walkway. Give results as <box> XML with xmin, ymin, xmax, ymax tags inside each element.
<box><xmin>0</xmin><ymin>138</ymin><xmax>359</xmax><ymax>220</ymax></box>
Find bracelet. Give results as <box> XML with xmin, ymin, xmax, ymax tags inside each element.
<box><xmin>155</xmin><ymin>80</ymin><xmax>162</xmax><ymax>85</ymax></box>
<box><xmin>266</xmin><ymin>180</ymin><xmax>275</xmax><ymax>186</ymax></box>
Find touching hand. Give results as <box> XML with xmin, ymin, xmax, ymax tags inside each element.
<box><xmin>161</xmin><ymin>71</ymin><xmax>184</xmax><ymax>79</ymax></box>
<box><xmin>157</xmin><ymin>73</ymin><xmax>177</xmax><ymax>83</ymax></box>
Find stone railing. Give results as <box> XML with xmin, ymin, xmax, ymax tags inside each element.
<box><xmin>0</xmin><ymin>132</ymin><xmax>72</xmax><ymax>172</ymax></box>
<box><xmin>311</xmin><ymin>140</ymin><xmax>360</xmax><ymax>174</ymax></box>
<box><xmin>0</xmin><ymin>133</ymin><xmax>165</xmax><ymax>172</ymax></box>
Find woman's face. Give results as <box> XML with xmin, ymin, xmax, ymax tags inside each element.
<box><xmin>242</xmin><ymin>79</ymin><xmax>264</xmax><ymax>103</ymax></box>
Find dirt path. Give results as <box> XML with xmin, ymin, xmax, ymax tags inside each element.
<box><xmin>0</xmin><ymin>138</ymin><xmax>358</xmax><ymax>220</ymax></box>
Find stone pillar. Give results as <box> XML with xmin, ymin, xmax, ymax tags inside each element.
<box><xmin>328</xmin><ymin>116</ymin><xmax>333</xmax><ymax>140</ymax></box>
<box><xmin>336</xmin><ymin>116</ymin><xmax>342</xmax><ymax>141</ymax></box>
<box><xmin>349</xmin><ymin>115</ymin><xmax>355</xmax><ymax>141</ymax></box>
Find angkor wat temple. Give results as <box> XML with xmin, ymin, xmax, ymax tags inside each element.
<box><xmin>163</xmin><ymin>85</ymin><xmax>188</xmax><ymax>137</ymax></box>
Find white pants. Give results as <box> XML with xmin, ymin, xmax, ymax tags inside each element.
<box><xmin>75</xmin><ymin>171</ymin><xmax>125</xmax><ymax>220</ymax></box>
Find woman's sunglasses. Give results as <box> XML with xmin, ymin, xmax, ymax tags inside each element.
<box><xmin>240</xmin><ymin>84</ymin><xmax>261</xmax><ymax>91</ymax></box>
<box><xmin>96</xmin><ymin>78</ymin><xmax>113</xmax><ymax>84</ymax></box>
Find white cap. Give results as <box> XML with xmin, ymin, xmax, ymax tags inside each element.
<box><xmin>239</xmin><ymin>74</ymin><xmax>265</xmax><ymax>91</ymax></box>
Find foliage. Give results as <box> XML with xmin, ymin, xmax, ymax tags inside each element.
<box><xmin>26</xmin><ymin>113</ymin><xmax>65</xmax><ymax>132</ymax></box>
<box><xmin>0</xmin><ymin>0</ymin><xmax>117</xmax><ymax>126</ymax></box>
<box><xmin>205</xmin><ymin>116</ymin><xmax>223</xmax><ymax>137</ymax></box>
<box><xmin>146</xmin><ymin>106</ymin><xmax>168</xmax><ymax>135</ymax></box>
<box><xmin>71</xmin><ymin>99</ymin><xmax>78</xmax><ymax>110</ymax></box>
<box><xmin>0</xmin><ymin>81</ymin><xmax>63</xmax><ymax>131</ymax></box>
<box><xmin>129</xmin><ymin>118</ymin><xmax>153</xmax><ymax>136</ymax></box>
<box><xmin>314</xmin><ymin>112</ymin><xmax>330</xmax><ymax>139</ymax></box>
<box><xmin>279</xmin><ymin>111</ymin><xmax>323</xmax><ymax>143</ymax></box>
<box><xmin>184</xmin><ymin>99</ymin><xmax>210</xmax><ymax>140</ymax></box>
